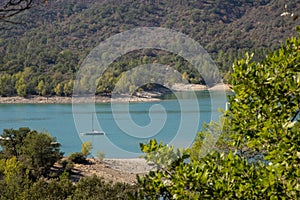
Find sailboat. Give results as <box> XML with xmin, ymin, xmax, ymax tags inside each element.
<box><xmin>81</xmin><ymin>112</ymin><xmax>105</xmax><ymax>136</ymax></box>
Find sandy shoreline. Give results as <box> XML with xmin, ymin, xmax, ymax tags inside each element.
<box><xmin>0</xmin><ymin>95</ymin><xmax>160</xmax><ymax>104</ymax></box>
<box><xmin>103</xmin><ymin>158</ymin><xmax>156</xmax><ymax>174</ymax></box>
<box><xmin>0</xmin><ymin>84</ymin><xmax>232</xmax><ymax>104</ymax></box>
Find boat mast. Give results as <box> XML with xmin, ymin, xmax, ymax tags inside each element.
<box><xmin>92</xmin><ymin>113</ymin><xmax>94</xmax><ymax>132</ymax></box>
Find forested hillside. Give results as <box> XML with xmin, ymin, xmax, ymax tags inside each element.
<box><xmin>0</xmin><ymin>0</ymin><xmax>299</xmax><ymax>97</ymax></box>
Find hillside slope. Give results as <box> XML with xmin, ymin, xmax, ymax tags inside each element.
<box><xmin>0</xmin><ymin>0</ymin><xmax>299</xmax><ymax>97</ymax></box>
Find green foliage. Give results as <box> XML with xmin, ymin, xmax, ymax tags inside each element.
<box><xmin>0</xmin><ymin>159</ymin><xmax>139</xmax><ymax>199</ymax></box>
<box><xmin>27</xmin><ymin>172</ymin><xmax>74</xmax><ymax>200</ymax></box>
<box><xmin>138</xmin><ymin>29</ymin><xmax>300</xmax><ymax>199</ymax></box>
<box><xmin>0</xmin><ymin>74</ymin><xmax>15</xmax><ymax>96</ymax></box>
<box><xmin>0</xmin><ymin>157</ymin><xmax>31</xmax><ymax>200</ymax></box>
<box><xmin>0</xmin><ymin>128</ymin><xmax>141</xmax><ymax>199</ymax></box>
<box><xmin>36</xmin><ymin>80</ymin><xmax>47</xmax><ymax>96</ymax></box>
<box><xmin>81</xmin><ymin>141</ymin><xmax>93</xmax><ymax>157</ymax></box>
<box><xmin>3</xmin><ymin>157</ymin><xmax>24</xmax><ymax>183</ymax></box>
<box><xmin>140</xmin><ymin>140</ymin><xmax>187</xmax><ymax>170</ymax></box>
<box><xmin>68</xmin><ymin>141</ymin><xmax>93</xmax><ymax>164</ymax></box>
<box><xmin>229</xmin><ymin>48</ymin><xmax>300</xmax><ymax>152</ymax></box>
<box><xmin>54</xmin><ymin>83</ymin><xmax>63</xmax><ymax>96</ymax></box>
<box><xmin>190</xmin><ymin>114</ymin><xmax>232</xmax><ymax>160</ymax></box>
<box><xmin>227</xmin><ymin>30</ymin><xmax>300</xmax><ymax>198</ymax></box>
<box><xmin>20</xmin><ymin>130</ymin><xmax>63</xmax><ymax>179</ymax></box>
<box><xmin>138</xmin><ymin>139</ymin><xmax>299</xmax><ymax>199</ymax></box>
<box><xmin>61</xmin><ymin>159</ymin><xmax>74</xmax><ymax>173</ymax></box>
<box><xmin>0</xmin><ymin>127</ymin><xmax>63</xmax><ymax>179</ymax></box>
<box><xmin>63</xmin><ymin>80</ymin><xmax>74</xmax><ymax>96</ymax></box>
<box><xmin>15</xmin><ymin>75</ymin><xmax>27</xmax><ymax>97</ymax></box>
<box><xmin>69</xmin><ymin>175</ymin><xmax>138</xmax><ymax>200</ymax></box>
<box><xmin>68</xmin><ymin>152</ymin><xmax>87</xmax><ymax>164</ymax></box>
<box><xmin>0</xmin><ymin>127</ymin><xmax>30</xmax><ymax>158</ymax></box>
<box><xmin>96</xmin><ymin>151</ymin><xmax>105</xmax><ymax>162</ymax></box>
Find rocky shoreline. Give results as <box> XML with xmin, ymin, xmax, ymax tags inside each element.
<box><xmin>0</xmin><ymin>95</ymin><xmax>161</xmax><ymax>104</ymax></box>
<box><xmin>0</xmin><ymin>84</ymin><xmax>232</xmax><ymax>104</ymax></box>
<box><xmin>69</xmin><ymin>158</ymin><xmax>156</xmax><ymax>184</ymax></box>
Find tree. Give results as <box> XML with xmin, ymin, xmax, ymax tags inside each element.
<box><xmin>189</xmin><ymin>114</ymin><xmax>232</xmax><ymax>160</ymax></box>
<box><xmin>36</xmin><ymin>80</ymin><xmax>46</xmax><ymax>96</ymax></box>
<box><xmin>20</xmin><ymin>130</ymin><xmax>63</xmax><ymax>179</ymax></box>
<box><xmin>228</xmin><ymin>27</ymin><xmax>300</xmax><ymax>196</ymax></box>
<box><xmin>63</xmin><ymin>80</ymin><xmax>73</xmax><ymax>96</ymax></box>
<box><xmin>137</xmin><ymin>28</ymin><xmax>300</xmax><ymax>199</ymax></box>
<box><xmin>0</xmin><ymin>128</ymin><xmax>63</xmax><ymax>179</ymax></box>
<box><xmin>81</xmin><ymin>141</ymin><xmax>93</xmax><ymax>157</ymax></box>
<box><xmin>15</xmin><ymin>75</ymin><xmax>27</xmax><ymax>97</ymax></box>
<box><xmin>70</xmin><ymin>175</ymin><xmax>139</xmax><ymax>200</ymax></box>
<box><xmin>0</xmin><ymin>74</ymin><xmax>16</xmax><ymax>96</ymax></box>
<box><xmin>0</xmin><ymin>157</ymin><xmax>31</xmax><ymax>200</ymax></box>
<box><xmin>27</xmin><ymin>172</ymin><xmax>74</xmax><ymax>200</ymax></box>
<box><xmin>0</xmin><ymin>127</ymin><xmax>30</xmax><ymax>158</ymax></box>
<box><xmin>54</xmin><ymin>83</ymin><xmax>63</xmax><ymax>96</ymax></box>
<box><xmin>229</xmin><ymin>36</ymin><xmax>300</xmax><ymax>154</ymax></box>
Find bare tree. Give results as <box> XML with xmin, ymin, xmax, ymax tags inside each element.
<box><xmin>0</xmin><ymin>0</ymin><xmax>47</xmax><ymax>23</ymax></box>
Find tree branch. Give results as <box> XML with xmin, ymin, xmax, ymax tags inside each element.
<box><xmin>0</xmin><ymin>0</ymin><xmax>45</xmax><ymax>22</ymax></box>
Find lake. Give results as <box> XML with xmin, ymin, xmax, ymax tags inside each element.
<box><xmin>0</xmin><ymin>90</ymin><xmax>227</xmax><ymax>158</ymax></box>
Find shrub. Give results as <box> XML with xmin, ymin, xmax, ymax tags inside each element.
<box><xmin>96</xmin><ymin>151</ymin><xmax>105</xmax><ymax>162</ymax></box>
<box><xmin>70</xmin><ymin>175</ymin><xmax>139</xmax><ymax>200</ymax></box>
<box><xmin>81</xmin><ymin>141</ymin><xmax>93</xmax><ymax>157</ymax></box>
<box><xmin>68</xmin><ymin>152</ymin><xmax>87</xmax><ymax>164</ymax></box>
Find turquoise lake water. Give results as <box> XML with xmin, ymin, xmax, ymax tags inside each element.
<box><xmin>0</xmin><ymin>90</ymin><xmax>227</xmax><ymax>158</ymax></box>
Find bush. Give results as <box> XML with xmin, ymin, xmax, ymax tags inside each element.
<box><xmin>61</xmin><ymin>160</ymin><xmax>74</xmax><ymax>173</ymax></box>
<box><xmin>68</xmin><ymin>152</ymin><xmax>87</xmax><ymax>164</ymax></box>
<box><xmin>96</xmin><ymin>151</ymin><xmax>105</xmax><ymax>162</ymax></box>
<box><xmin>70</xmin><ymin>175</ymin><xmax>139</xmax><ymax>200</ymax></box>
<box><xmin>81</xmin><ymin>141</ymin><xmax>93</xmax><ymax>157</ymax></box>
<box><xmin>28</xmin><ymin>172</ymin><xmax>74</xmax><ymax>200</ymax></box>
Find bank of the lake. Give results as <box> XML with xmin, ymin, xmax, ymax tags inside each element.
<box><xmin>0</xmin><ymin>95</ymin><xmax>160</xmax><ymax>104</ymax></box>
<box><xmin>0</xmin><ymin>84</ymin><xmax>232</xmax><ymax>104</ymax></box>
<box><xmin>66</xmin><ymin>158</ymin><xmax>155</xmax><ymax>184</ymax></box>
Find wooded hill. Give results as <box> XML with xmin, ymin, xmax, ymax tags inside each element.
<box><xmin>0</xmin><ymin>0</ymin><xmax>299</xmax><ymax>97</ymax></box>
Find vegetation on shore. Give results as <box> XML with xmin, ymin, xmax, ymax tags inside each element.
<box><xmin>0</xmin><ymin>0</ymin><xmax>299</xmax><ymax>97</ymax></box>
<box><xmin>0</xmin><ymin>128</ymin><xmax>138</xmax><ymax>199</ymax></box>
